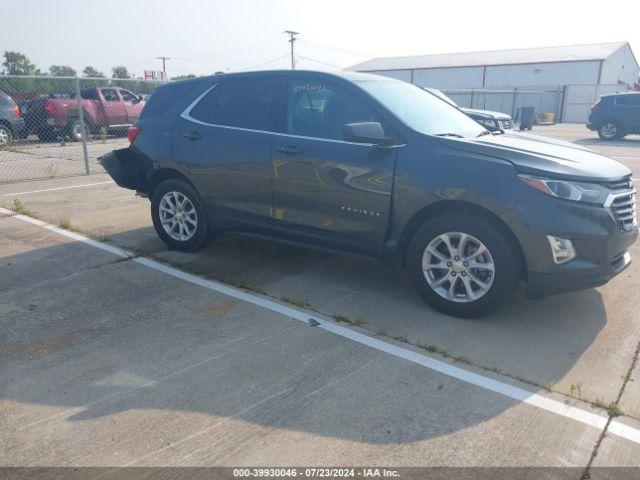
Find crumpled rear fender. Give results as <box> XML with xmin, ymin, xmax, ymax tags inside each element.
<box><xmin>99</xmin><ymin>148</ymin><xmax>153</xmax><ymax>193</ymax></box>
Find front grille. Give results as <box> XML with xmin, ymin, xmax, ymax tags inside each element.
<box><xmin>606</xmin><ymin>180</ymin><xmax>637</xmax><ymax>231</ymax></box>
<box><xmin>499</xmin><ymin>119</ymin><xmax>513</xmax><ymax>130</ymax></box>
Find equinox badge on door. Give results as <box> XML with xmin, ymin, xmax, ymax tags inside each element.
<box><xmin>340</xmin><ymin>205</ymin><xmax>383</xmax><ymax>218</ymax></box>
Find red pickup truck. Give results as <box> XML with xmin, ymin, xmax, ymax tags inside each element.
<box><xmin>23</xmin><ymin>87</ymin><xmax>145</xmax><ymax>141</ymax></box>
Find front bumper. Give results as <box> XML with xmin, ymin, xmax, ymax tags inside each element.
<box><xmin>526</xmin><ymin>250</ymin><xmax>631</xmax><ymax>299</ymax></box>
<box><xmin>500</xmin><ymin>193</ymin><xmax>638</xmax><ymax>299</ymax></box>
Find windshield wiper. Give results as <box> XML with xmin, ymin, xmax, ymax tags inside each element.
<box><xmin>476</xmin><ymin>130</ymin><xmax>492</xmax><ymax>137</ymax></box>
<box><xmin>435</xmin><ymin>133</ymin><xmax>464</xmax><ymax>138</ymax></box>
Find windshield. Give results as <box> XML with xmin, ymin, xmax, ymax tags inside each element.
<box><xmin>357</xmin><ymin>80</ymin><xmax>485</xmax><ymax>138</ymax></box>
<box><xmin>424</xmin><ymin>88</ymin><xmax>458</xmax><ymax>107</ymax></box>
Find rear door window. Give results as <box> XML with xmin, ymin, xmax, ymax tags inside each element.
<box><xmin>101</xmin><ymin>89</ymin><xmax>120</xmax><ymax>102</ymax></box>
<box><xmin>189</xmin><ymin>78</ymin><xmax>279</xmax><ymax>131</ymax></box>
<box><xmin>616</xmin><ymin>95</ymin><xmax>640</xmax><ymax>106</ymax></box>
<box><xmin>119</xmin><ymin>90</ymin><xmax>136</xmax><ymax>102</ymax></box>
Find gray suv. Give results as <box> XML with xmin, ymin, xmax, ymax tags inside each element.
<box><xmin>100</xmin><ymin>71</ymin><xmax>637</xmax><ymax>318</ymax></box>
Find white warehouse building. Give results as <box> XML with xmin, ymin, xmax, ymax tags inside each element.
<box><xmin>348</xmin><ymin>42</ymin><xmax>639</xmax><ymax>122</ymax></box>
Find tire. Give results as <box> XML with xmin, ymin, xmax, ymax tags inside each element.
<box><xmin>151</xmin><ymin>178</ymin><xmax>214</xmax><ymax>252</ymax></box>
<box><xmin>598</xmin><ymin>120</ymin><xmax>622</xmax><ymax>140</ymax></box>
<box><xmin>0</xmin><ymin>124</ymin><xmax>12</xmax><ymax>146</ymax></box>
<box><xmin>67</xmin><ymin>117</ymin><xmax>89</xmax><ymax>142</ymax></box>
<box><xmin>407</xmin><ymin>214</ymin><xmax>519</xmax><ymax>318</ymax></box>
<box><xmin>36</xmin><ymin>127</ymin><xmax>57</xmax><ymax>142</ymax></box>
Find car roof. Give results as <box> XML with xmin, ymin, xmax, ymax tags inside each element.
<box><xmin>602</xmin><ymin>91</ymin><xmax>640</xmax><ymax>98</ymax></box>
<box><xmin>177</xmin><ymin>69</ymin><xmax>397</xmax><ymax>85</ymax></box>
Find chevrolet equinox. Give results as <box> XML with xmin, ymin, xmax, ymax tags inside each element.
<box><xmin>100</xmin><ymin>71</ymin><xmax>638</xmax><ymax>318</ymax></box>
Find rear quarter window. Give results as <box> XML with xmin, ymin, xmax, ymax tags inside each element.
<box><xmin>140</xmin><ymin>78</ymin><xmax>206</xmax><ymax>119</ymax></box>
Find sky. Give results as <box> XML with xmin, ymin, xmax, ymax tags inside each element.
<box><xmin>2</xmin><ymin>0</ymin><xmax>639</xmax><ymax>78</ymax></box>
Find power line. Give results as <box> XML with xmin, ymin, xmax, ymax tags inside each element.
<box><xmin>297</xmin><ymin>55</ymin><xmax>344</xmax><ymax>69</ymax></box>
<box><xmin>236</xmin><ymin>54</ymin><xmax>289</xmax><ymax>72</ymax></box>
<box><xmin>284</xmin><ymin>30</ymin><xmax>299</xmax><ymax>70</ymax></box>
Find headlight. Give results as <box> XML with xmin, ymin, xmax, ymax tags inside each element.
<box><xmin>519</xmin><ymin>175</ymin><xmax>609</xmax><ymax>204</ymax></box>
<box><xmin>481</xmin><ymin>119</ymin><xmax>496</xmax><ymax>128</ymax></box>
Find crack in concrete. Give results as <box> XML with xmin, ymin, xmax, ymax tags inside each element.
<box><xmin>0</xmin><ymin>255</ymin><xmax>136</xmax><ymax>297</ymax></box>
<box><xmin>581</xmin><ymin>341</ymin><xmax>640</xmax><ymax>479</ymax></box>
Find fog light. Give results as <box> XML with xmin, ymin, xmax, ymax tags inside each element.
<box><xmin>547</xmin><ymin>236</ymin><xmax>576</xmax><ymax>264</ymax></box>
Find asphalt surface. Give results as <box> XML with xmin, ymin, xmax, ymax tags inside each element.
<box><xmin>1</xmin><ymin>124</ymin><xmax>639</xmax><ymax>473</ymax></box>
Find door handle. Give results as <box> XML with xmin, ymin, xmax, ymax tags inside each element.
<box><xmin>182</xmin><ymin>131</ymin><xmax>202</xmax><ymax>141</ymax></box>
<box><xmin>277</xmin><ymin>145</ymin><xmax>302</xmax><ymax>155</ymax></box>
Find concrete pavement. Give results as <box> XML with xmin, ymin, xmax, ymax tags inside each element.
<box><xmin>1</xmin><ymin>123</ymin><xmax>639</xmax><ymax>471</ymax></box>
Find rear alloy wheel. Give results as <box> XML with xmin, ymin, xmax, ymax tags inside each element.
<box><xmin>68</xmin><ymin>118</ymin><xmax>89</xmax><ymax>142</ymax></box>
<box><xmin>598</xmin><ymin>121</ymin><xmax>620</xmax><ymax>140</ymax></box>
<box><xmin>408</xmin><ymin>214</ymin><xmax>519</xmax><ymax>318</ymax></box>
<box><xmin>0</xmin><ymin>125</ymin><xmax>12</xmax><ymax>146</ymax></box>
<box><xmin>151</xmin><ymin>178</ymin><xmax>213</xmax><ymax>251</ymax></box>
<box><xmin>159</xmin><ymin>191</ymin><xmax>198</xmax><ymax>242</ymax></box>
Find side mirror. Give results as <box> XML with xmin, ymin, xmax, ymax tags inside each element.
<box><xmin>342</xmin><ymin>122</ymin><xmax>394</xmax><ymax>146</ymax></box>
<box><xmin>131</xmin><ymin>95</ymin><xmax>143</xmax><ymax>104</ymax></box>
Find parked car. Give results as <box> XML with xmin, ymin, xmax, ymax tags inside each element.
<box><xmin>100</xmin><ymin>71</ymin><xmax>637</xmax><ymax>318</ymax></box>
<box><xmin>22</xmin><ymin>87</ymin><xmax>145</xmax><ymax>142</ymax></box>
<box><xmin>424</xmin><ymin>87</ymin><xmax>514</xmax><ymax>131</ymax></box>
<box><xmin>0</xmin><ymin>90</ymin><xmax>26</xmax><ymax>145</ymax></box>
<box><xmin>587</xmin><ymin>92</ymin><xmax>640</xmax><ymax>140</ymax></box>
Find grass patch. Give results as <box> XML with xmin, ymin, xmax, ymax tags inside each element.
<box><xmin>11</xmin><ymin>199</ymin><xmax>36</xmax><ymax>216</ymax></box>
<box><xmin>58</xmin><ymin>218</ymin><xmax>81</xmax><ymax>232</ymax></box>
<box><xmin>331</xmin><ymin>314</ymin><xmax>366</xmax><ymax>326</ymax></box>
<box><xmin>453</xmin><ymin>354</ymin><xmax>472</xmax><ymax>365</ymax></box>
<box><xmin>608</xmin><ymin>402</ymin><xmax>623</xmax><ymax>417</ymax></box>
<box><xmin>569</xmin><ymin>382</ymin><xmax>583</xmax><ymax>398</ymax></box>
<box><xmin>219</xmin><ymin>275</ymin><xmax>266</xmax><ymax>295</ymax></box>
<box><xmin>280</xmin><ymin>294</ymin><xmax>314</xmax><ymax>310</ymax></box>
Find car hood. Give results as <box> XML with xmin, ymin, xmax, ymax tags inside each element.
<box><xmin>441</xmin><ymin>131</ymin><xmax>631</xmax><ymax>182</ymax></box>
<box><xmin>461</xmin><ymin>107</ymin><xmax>511</xmax><ymax>120</ymax></box>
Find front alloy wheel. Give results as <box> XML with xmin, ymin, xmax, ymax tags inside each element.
<box><xmin>407</xmin><ymin>214</ymin><xmax>519</xmax><ymax>318</ymax></box>
<box><xmin>598</xmin><ymin>122</ymin><xmax>618</xmax><ymax>140</ymax></box>
<box><xmin>422</xmin><ymin>232</ymin><xmax>495</xmax><ymax>303</ymax></box>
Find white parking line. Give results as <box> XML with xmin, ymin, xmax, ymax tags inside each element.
<box><xmin>1</xmin><ymin>206</ymin><xmax>639</xmax><ymax>445</ymax></box>
<box><xmin>0</xmin><ymin>181</ymin><xmax>114</xmax><ymax>197</ymax></box>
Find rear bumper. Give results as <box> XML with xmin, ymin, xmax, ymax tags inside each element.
<box><xmin>10</xmin><ymin>117</ymin><xmax>26</xmax><ymax>134</ymax></box>
<box><xmin>99</xmin><ymin>148</ymin><xmax>151</xmax><ymax>192</ymax></box>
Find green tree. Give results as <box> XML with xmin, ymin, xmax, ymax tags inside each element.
<box><xmin>171</xmin><ymin>74</ymin><xmax>197</xmax><ymax>81</ymax></box>
<box><xmin>82</xmin><ymin>66</ymin><xmax>105</xmax><ymax>78</ymax></box>
<box><xmin>2</xmin><ymin>51</ymin><xmax>41</xmax><ymax>75</ymax></box>
<box><xmin>111</xmin><ymin>66</ymin><xmax>131</xmax><ymax>79</ymax></box>
<box><xmin>49</xmin><ymin>65</ymin><xmax>77</xmax><ymax>77</ymax></box>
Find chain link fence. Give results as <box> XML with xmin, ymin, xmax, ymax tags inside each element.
<box><xmin>0</xmin><ymin>75</ymin><xmax>164</xmax><ymax>183</ymax></box>
<box><xmin>441</xmin><ymin>88</ymin><xmax>565</xmax><ymax>123</ymax></box>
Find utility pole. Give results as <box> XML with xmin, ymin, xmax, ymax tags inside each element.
<box><xmin>284</xmin><ymin>31</ymin><xmax>299</xmax><ymax>70</ymax></box>
<box><xmin>157</xmin><ymin>56</ymin><xmax>170</xmax><ymax>79</ymax></box>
